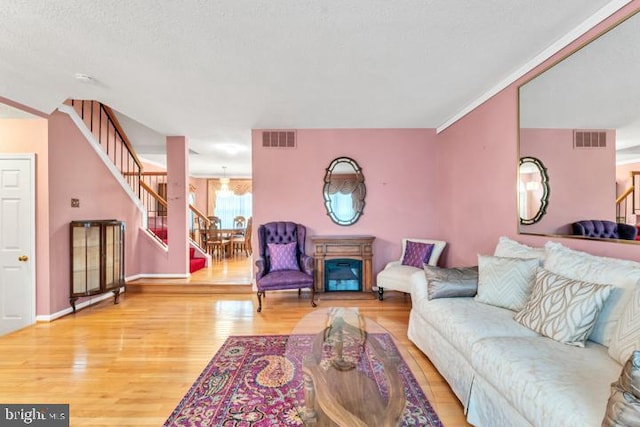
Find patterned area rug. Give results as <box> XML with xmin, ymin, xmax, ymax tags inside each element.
<box><xmin>164</xmin><ymin>334</ymin><xmax>442</xmax><ymax>426</ymax></box>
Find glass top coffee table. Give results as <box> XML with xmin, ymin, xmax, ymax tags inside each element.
<box><xmin>285</xmin><ymin>307</ymin><xmax>434</xmax><ymax>426</ymax></box>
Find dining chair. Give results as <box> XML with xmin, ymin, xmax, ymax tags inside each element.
<box><xmin>197</xmin><ymin>216</ymin><xmax>209</xmax><ymax>248</ymax></box>
<box><xmin>233</xmin><ymin>216</ymin><xmax>246</xmax><ymax>230</ymax></box>
<box><xmin>231</xmin><ymin>215</ymin><xmax>247</xmax><ymax>245</ymax></box>
<box><xmin>208</xmin><ymin>216</ymin><xmax>222</xmax><ymax>229</ymax></box>
<box><xmin>206</xmin><ymin>223</ymin><xmax>231</xmax><ymax>260</ymax></box>
<box><xmin>232</xmin><ymin>217</ymin><xmax>252</xmax><ymax>257</ymax></box>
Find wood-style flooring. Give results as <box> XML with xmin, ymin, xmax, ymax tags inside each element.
<box><xmin>126</xmin><ymin>253</ymin><xmax>254</xmax><ymax>293</ymax></box>
<box><xmin>0</xmin><ymin>257</ymin><xmax>469</xmax><ymax>426</ymax></box>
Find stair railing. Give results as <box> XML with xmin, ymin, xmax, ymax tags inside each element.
<box><xmin>68</xmin><ymin>100</ymin><xmax>209</xmax><ymax>251</ymax></box>
<box><xmin>616</xmin><ymin>186</ymin><xmax>634</xmax><ymax>223</ymax></box>
<box><xmin>66</xmin><ymin>100</ymin><xmax>143</xmax><ymax>197</ymax></box>
<box><xmin>190</xmin><ymin>205</ymin><xmax>211</xmax><ymax>249</ymax></box>
<box><xmin>140</xmin><ymin>181</ymin><xmax>168</xmax><ymax>246</ymax></box>
<box><xmin>137</xmin><ymin>173</ymin><xmax>210</xmax><ymax>249</ymax></box>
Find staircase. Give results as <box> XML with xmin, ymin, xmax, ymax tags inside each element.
<box><xmin>65</xmin><ymin>99</ymin><xmax>209</xmax><ymax>273</ymax></box>
<box><xmin>189</xmin><ymin>247</ymin><xmax>206</xmax><ymax>273</ymax></box>
<box><xmin>616</xmin><ymin>171</ymin><xmax>640</xmax><ymax>240</ymax></box>
<box><xmin>149</xmin><ymin>226</ymin><xmax>206</xmax><ymax>273</ymax></box>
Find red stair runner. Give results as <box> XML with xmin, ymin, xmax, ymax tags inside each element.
<box><xmin>189</xmin><ymin>247</ymin><xmax>206</xmax><ymax>273</ymax></box>
<box><xmin>149</xmin><ymin>227</ymin><xmax>206</xmax><ymax>273</ymax></box>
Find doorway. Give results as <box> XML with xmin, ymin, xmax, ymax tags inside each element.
<box><xmin>0</xmin><ymin>155</ymin><xmax>35</xmax><ymax>335</ymax></box>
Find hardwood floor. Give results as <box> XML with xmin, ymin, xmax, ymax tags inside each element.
<box><xmin>0</xmin><ymin>258</ymin><xmax>469</xmax><ymax>426</ymax></box>
<box><xmin>126</xmin><ymin>254</ymin><xmax>254</xmax><ymax>293</ymax></box>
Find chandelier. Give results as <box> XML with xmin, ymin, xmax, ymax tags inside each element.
<box><xmin>217</xmin><ymin>166</ymin><xmax>233</xmax><ymax>197</ymax></box>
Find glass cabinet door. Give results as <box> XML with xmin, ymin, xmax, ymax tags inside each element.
<box><xmin>104</xmin><ymin>223</ymin><xmax>122</xmax><ymax>289</ymax></box>
<box><xmin>72</xmin><ymin>224</ymin><xmax>101</xmax><ymax>294</ymax></box>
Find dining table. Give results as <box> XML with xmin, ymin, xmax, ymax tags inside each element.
<box><xmin>204</xmin><ymin>227</ymin><xmax>246</xmax><ymax>259</ymax></box>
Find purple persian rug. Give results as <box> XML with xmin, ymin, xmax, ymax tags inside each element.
<box><xmin>164</xmin><ymin>334</ymin><xmax>442</xmax><ymax>426</ymax></box>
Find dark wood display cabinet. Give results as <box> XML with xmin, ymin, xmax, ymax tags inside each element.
<box><xmin>70</xmin><ymin>220</ymin><xmax>125</xmax><ymax>312</ymax></box>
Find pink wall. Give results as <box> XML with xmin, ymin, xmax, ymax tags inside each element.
<box><xmin>137</xmin><ymin>139</ymin><xmax>194</xmax><ymax>276</ymax></box>
<box><xmin>48</xmin><ymin>111</ymin><xmax>144</xmax><ymax>314</ymax></box>
<box><xmin>0</xmin><ymin>118</ymin><xmax>51</xmax><ymax>316</ymax></box>
<box><xmin>520</xmin><ymin>128</ymin><xmax>615</xmax><ymax>234</ymax></box>
<box><xmin>166</xmin><ymin>136</ymin><xmax>189</xmax><ymax>275</ymax></box>
<box><xmin>437</xmin><ymin>1</ymin><xmax>640</xmax><ymax>266</ymax></box>
<box><xmin>141</xmin><ymin>161</ymin><xmax>165</xmax><ymax>173</ymax></box>
<box><xmin>142</xmin><ymin>160</ymin><xmax>208</xmax><ymax>217</ymax></box>
<box><xmin>435</xmin><ymin>91</ymin><xmax>520</xmax><ymax>266</ymax></box>
<box><xmin>252</xmin><ymin>129</ymin><xmax>440</xmax><ymax>275</ymax></box>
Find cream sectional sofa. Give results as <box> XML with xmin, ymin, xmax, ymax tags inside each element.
<box><xmin>408</xmin><ymin>237</ymin><xmax>640</xmax><ymax>426</ymax></box>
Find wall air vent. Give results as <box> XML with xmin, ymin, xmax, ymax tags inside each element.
<box><xmin>262</xmin><ymin>130</ymin><xmax>296</xmax><ymax>148</ymax></box>
<box><xmin>573</xmin><ymin>130</ymin><xmax>607</xmax><ymax>148</ymax></box>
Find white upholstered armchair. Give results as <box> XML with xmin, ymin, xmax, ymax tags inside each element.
<box><xmin>376</xmin><ymin>238</ymin><xmax>447</xmax><ymax>300</ymax></box>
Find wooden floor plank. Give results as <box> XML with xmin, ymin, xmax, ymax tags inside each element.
<box><xmin>0</xmin><ymin>292</ymin><xmax>469</xmax><ymax>426</ymax></box>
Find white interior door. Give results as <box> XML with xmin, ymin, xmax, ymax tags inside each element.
<box><xmin>0</xmin><ymin>155</ymin><xmax>35</xmax><ymax>335</ymax></box>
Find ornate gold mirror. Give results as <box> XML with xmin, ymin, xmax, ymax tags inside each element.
<box><xmin>323</xmin><ymin>157</ymin><xmax>366</xmax><ymax>226</ymax></box>
<box><xmin>519</xmin><ymin>157</ymin><xmax>549</xmax><ymax>225</ymax></box>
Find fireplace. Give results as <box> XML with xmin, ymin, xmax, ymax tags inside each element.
<box><xmin>325</xmin><ymin>259</ymin><xmax>362</xmax><ymax>292</ymax></box>
<box><xmin>310</xmin><ymin>235</ymin><xmax>375</xmax><ymax>293</ymax></box>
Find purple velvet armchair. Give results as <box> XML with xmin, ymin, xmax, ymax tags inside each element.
<box><xmin>255</xmin><ymin>221</ymin><xmax>316</xmax><ymax>312</ymax></box>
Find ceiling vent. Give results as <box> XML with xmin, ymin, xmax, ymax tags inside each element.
<box><xmin>262</xmin><ymin>130</ymin><xmax>296</xmax><ymax>148</ymax></box>
<box><xmin>573</xmin><ymin>130</ymin><xmax>607</xmax><ymax>149</ymax></box>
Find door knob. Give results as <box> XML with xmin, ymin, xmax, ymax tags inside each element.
<box><xmin>18</xmin><ymin>255</ymin><xmax>28</xmax><ymax>262</ymax></box>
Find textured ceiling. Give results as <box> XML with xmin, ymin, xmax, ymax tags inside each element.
<box><xmin>0</xmin><ymin>0</ymin><xmax>627</xmax><ymax>176</ymax></box>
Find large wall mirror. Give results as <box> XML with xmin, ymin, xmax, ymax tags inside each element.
<box><xmin>323</xmin><ymin>157</ymin><xmax>366</xmax><ymax>226</ymax></box>
<box><xmin>518</xmin><ymin>9</ymin><xmax>640</xmax><ymax>242</ymax></box>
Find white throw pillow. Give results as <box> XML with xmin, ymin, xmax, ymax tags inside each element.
<box><xmin>544</xmin><ymin>241</ymin><xmax>640</xmax><ymax>346</ymax></box>
<box><xmin>609</xmin><ymin>286</ymin><xmax>640</xmax><ymax>365</ymax></box>
<box><xmin>494</xmin><ymin>236</ymin><xmax>545</xmax><ymax>263</ymax></box>
<box><xmin>475</xmin><ymin>255</ymin><xmax>538</xmax><ymax>311</ymax></box>
<box><xmin>514</xmin><ymin>268</ymin><xmax>613</xmax><ymax>347</ymax></box>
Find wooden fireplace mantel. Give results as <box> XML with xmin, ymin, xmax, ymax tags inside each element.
<box><xmin>310</xmin><ymin>235</ymin><xmax>375</xmax><ymax>293</ymax></box>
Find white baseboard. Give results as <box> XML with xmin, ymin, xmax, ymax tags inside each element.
<box><xmin>126</xmin><ymin>273</ymin><xmax>190</xmax><ymax>281</ymax></box>
<box><xmin>36</xmin><ymin>287</ymin><xmax>126</xmax><ymax>322</ymax></box>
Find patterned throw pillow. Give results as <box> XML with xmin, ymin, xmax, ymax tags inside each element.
<box><xmin>609</xmin><ymin>286</ymin><xmax>640</xmax><ymax>365</ymax></box>
<box><xmin>543</xmin><ymin>241</ymin><xmax>640</xmax><ymax>346</ymax></box>
<box><xmin>602</xmin><ymin>350</ymin><xmax>640</xmax><ymax>427</ymax></box>
<box><xmin>267</xmin><ymin>242</ymin><xmax>299</xmax><ymax>272</ymax></box>
<box><xmin>401</xmin><ymin>241</ymin><xmax>434</xmax><ymax>268</ymax></box>
<box><xmin>424</xmin><ymin>265</ymin><xmax>478</xmax><ymax>300</ymax></box>
<box><xmin>475</xmin><ymin>255</ymin><xmax>539</xmax><ymax>311</ymax></box>
<box><xmin>493</xmin><ymin>236</ymin><xmax>545</xmax><ymax>263</ymax></box>
<box><xmin>514</xmin><ymin>268</ymin><xmax>613</xmax><ymax>347</ymax></box>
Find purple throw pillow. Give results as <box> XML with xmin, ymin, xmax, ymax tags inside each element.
<box><xmin>268</xmin><ymin>242</ymin><xmax>300</xmax><ymax>272</ymax></box>
<box><xmin>401</xmin><ymin>241</ymin><xmax>435</xmax><ymax>268</ymax></box>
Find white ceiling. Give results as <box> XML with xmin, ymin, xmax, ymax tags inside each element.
<box><xmin>0</xmin><ymin>0</ymin><xmax>630</xmax><ymax>176</ymax></box>
<box><xmin>520</xmin><ymin>8</ymin><xmax>640</xmax><ymax>164</ymax></box>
